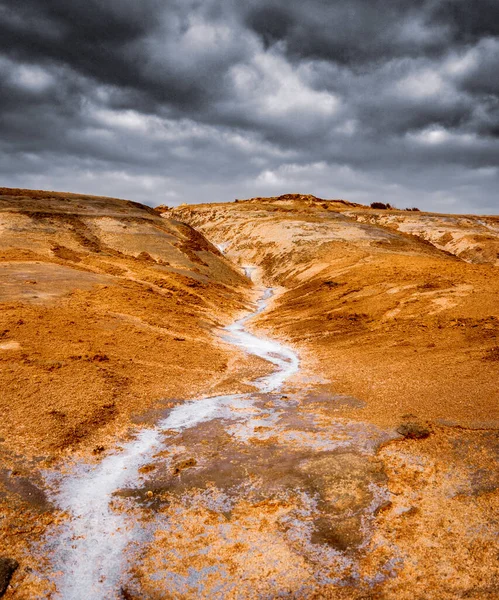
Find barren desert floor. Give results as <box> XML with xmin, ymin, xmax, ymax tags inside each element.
<box><xmin>1</xmin><ymin>190</ymin><xmax>498</xmax><ymax>599</ymax></box>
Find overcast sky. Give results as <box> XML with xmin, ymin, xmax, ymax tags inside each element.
<box><xmin>1</xmin><ymin>0</ymin><xmax>498</xmax><ymax>213</ymax></box>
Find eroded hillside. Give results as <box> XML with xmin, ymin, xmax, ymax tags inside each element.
<box><xmin>0</xmin><ymin>188</ymin><xmax>258</xmax><ymax>458</ymax></box>
<box><xmin>1</xmin><ymin>189</ymin><xmax>497</xmax><ymax>599</ymax></box>
<box><xmin>345</xmin><ymin>207</ymin><xmax>499</xmax><ymax>266</ymax></box>
<box><xmin>171</xmin><ymin>193</ymin><xmax>499</xmax><ymax>428</ymax></box>
<box><xmin>170</xmin><ymin>193</ymin><xmax>499</xmax><ymax>599</ymax></box>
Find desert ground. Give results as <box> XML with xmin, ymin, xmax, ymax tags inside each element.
<box><xmin>1</xmin><ymin>189</ymin><xmax>498</xmax><ymax>599</ymax></box>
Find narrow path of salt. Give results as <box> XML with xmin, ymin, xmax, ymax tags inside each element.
<box><xmin>45</xmin><ymin>282</ymin><xmax>299</xmax><ymax>600</ymax></box>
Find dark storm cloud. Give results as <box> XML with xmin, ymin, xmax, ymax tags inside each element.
<box><xmin>0</xmin><ymin>0</ymin><xmax>498</xmax><ymax>213</ymax></box>
<box><xmin>434</xmin><ymin>0</ymin><xmax>499</xmax><ymax>41</ymax></box>
<box><xmin>244</xmin><ymin>0</ymin><xmax>499</xmax><ymax>65</ymax></box>
<box><xmin>244</xmin><ymin>0</ymin><xmax>442</xmax><ymax>64</ymax></box>
<box><xmin>0</xmin><ymin>0</ymin><xmax>206</xmax><ymax>108</ymax></box>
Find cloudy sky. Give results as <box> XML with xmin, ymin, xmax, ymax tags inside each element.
<box><xmin>1</xmin><ymin>0</ymin><xmax>498</xmax><ymax>213</ymax></box>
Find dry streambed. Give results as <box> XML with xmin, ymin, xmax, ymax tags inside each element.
<box><xmin>3</xmin><ymin>192</ymin><xmax>498</xmax><ymax>598</ymax></box>
<box><xmin>24</xmin><ymin>284</ymin><xmax>400</xmax><ymax>599</ymax></box>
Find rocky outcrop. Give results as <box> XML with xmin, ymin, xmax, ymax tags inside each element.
<box><xmin>0</xmin><ymin>557</ymin><xmax>18</xmax><ymax>597</ymax></box>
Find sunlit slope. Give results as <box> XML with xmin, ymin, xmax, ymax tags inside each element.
<box><xmin>345</xmin><ymin>207</ymin><xmax>499</xmax><ymax>266</ymax></box>
<box><xmin>171</xmin><ymin>194</ymin><xmax>499</xmax><ymax>428</ymax></box>
<box><xmin>0</xmin><ymin>188</ymin><xmax>254</xmax><ymax>455</ymax></box>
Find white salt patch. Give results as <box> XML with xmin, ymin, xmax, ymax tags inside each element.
<box><xmin>44</xmin><ymin>281</ymin><xmax>300</xmax><ymax>599</ymax></box>
<box><xmin>243</xmin><ymin>265</ymin><xmax>257</xmax><ymax>280</ymax></box>
<box><xmin>0</xmin><ymin>341</ymin><xmax>20</xmax><ymax>350</ymax></box>
<box><xmin>215</xmin><ymin>242</ymin><xmax>229</xmax><ymax>253</ymax></box>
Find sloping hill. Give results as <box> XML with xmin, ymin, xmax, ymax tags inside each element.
<box><xmin>170</xmin><ymin>194</ymin><xmax>499</xmax><ymax>597</ymax></box>
<box><xmin>1</xmin><ymin>189</ymin><xmax>497</xmax><ymax>599</ymax></box>
<box><xmin>345</xmin><ymin>206</ymin><xmax>499</xmax><ymax>266</ymax></box>
<box><xmin>0</xmin><ymin>188</ymin><xmax>255</xmax><ymax>456</ymax></box>
<box><xmin>171</xmin><ymin>194</ymin><xmax>499</xmax><ymax>429</ymax></box>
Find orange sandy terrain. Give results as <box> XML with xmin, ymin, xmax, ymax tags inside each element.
<box><xmin>0</xmin><ymin>188</ymin><xmax>261</xmax><ymax>458</ymax></box>
<box><xmin>171</xmin><ymin>193</ymin><xmax>499</xmax><ymax>599</ymax></box>
<box><xmin>172</xmin><ymin>194</ymin><xmax>499</xmax><ymax>429</ymax></box>
<box><xmin>1</xmin><ymin>189</ymin><xmax>498</xmax><ymax>599</ymax></box>
<box><xmin>0</xmin><ymin>188</ymin><xmax>269</xmax><ymax>596</ymax></box>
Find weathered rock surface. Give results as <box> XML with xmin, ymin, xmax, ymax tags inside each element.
<box><xmin>0</xmin><ymin>557</ymin><xmax>18</xmax><ymax>597</ymax></box>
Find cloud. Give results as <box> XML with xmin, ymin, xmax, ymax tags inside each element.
<box><xmin>0</xmin><ymin>0</ymin><xmax>498</xmax><ymax>213</ymax></box>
